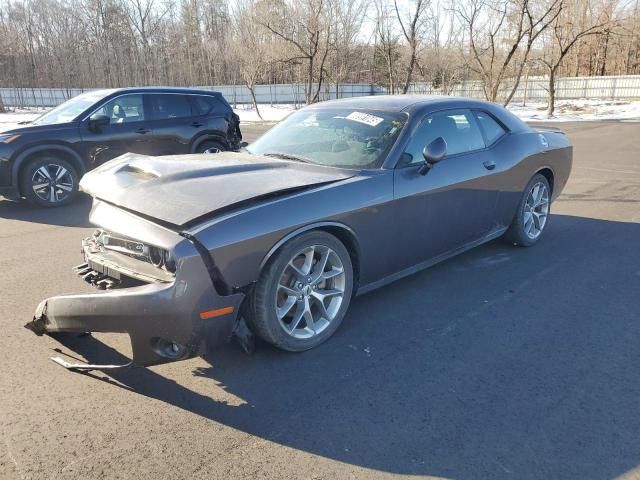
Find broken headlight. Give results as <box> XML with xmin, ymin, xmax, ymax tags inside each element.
<box><xmin>98</xmin><ymin>230</ymin><xmax>176</xmax><ymax>273</ymax></box>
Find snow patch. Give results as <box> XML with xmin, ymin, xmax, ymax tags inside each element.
<box><xmin>507</xmin><ymin>99</ymin><xmax>640</xmax><ymax>122</ymax></box>
<box><xmin>0</xmin><ymin>108</ymin><xmax>46</xmax><ymax>133</ymax></box>
<box><xmin>233</xmin><ymin>104</ymin><xmax>296</xmax><ymax>123</ymax></box>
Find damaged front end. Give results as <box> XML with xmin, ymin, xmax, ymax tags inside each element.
<box><xmin>25</xmin><ymin>199</ymin><xmax>247</xmax><ymax>371</ymax></box>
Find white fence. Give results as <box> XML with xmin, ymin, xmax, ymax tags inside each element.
<box><xmin>2</xmin><ymin>75</ymin><xmax>640</xmax><ymax>108</ymax></box>
<box><xmin>408</xmin><ymin>75</ymin><xmax>640</xmax><ymax>102</ymax></box>
<box><xmin>0</xmin><ymin>83</ymin><xmax>385</xmax><ymax>108</ymax></box>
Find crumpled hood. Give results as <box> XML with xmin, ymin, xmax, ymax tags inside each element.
<box><xmin>80</xmin><ymin>152</ymin><xmax>353</xmax><ymax>227</ymax></box>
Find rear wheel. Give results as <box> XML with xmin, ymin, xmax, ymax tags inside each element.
<box><xmin>251</xmin><ymin>231</ymin><xmax>354</xmax><ymax>351</ymax></box>
<box><xmin>195</xmin><ymin>141</ymin><xmax>225</xmax><ymax>154</ymax></box>
<box><xmin>504</xmin><ymin>173</ymin><xmax>551</xmax><ymax>247</ymax></box>
<box><xmin>20</xmin><ymin>156</ymin><xmax>79</xmax><ymax>207</ymax></box>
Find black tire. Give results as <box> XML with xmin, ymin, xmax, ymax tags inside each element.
<box><xmin>504</xmin><ymin>173</ymin><xmax>551</xmax><ymax>247</ymax></box>
<box><xmin>195</xmin><ymin>141</ymin><xmax>225</xmax><ymax>154</ymax></box>
<box><xmin>250</xmin><ymin>231</ymin><xmax>354</xmax><ymax>352</ymax></box>
<box><xmin>19</xmin><ymin>156</ymin><xmax>79</xmax><ymax>208</ymax></box>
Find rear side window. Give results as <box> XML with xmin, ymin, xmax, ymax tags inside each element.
<box><xmin>404</xmin><ymin>109</ymin><xmax>485</xmax><ymax>163</ymax></box>
<box><xmin>475</xmin><ymin>111</ymin><xmax>506</xmax><ymax>145</ymax></box>
<box><xmin>191</xmin><ymin>95</ymin><xmax>220</xmax><ymax>116</ymax></box>
<box><xmin>149</xmin><ymin>94</ymin><xmax>191</xmax><ymax>120</ymax></box>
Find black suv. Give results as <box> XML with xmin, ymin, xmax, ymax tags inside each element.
<box><xmin>0</xmin><ymin>87</ymin><xmax>242</xmax><ymax>207</ymax></box>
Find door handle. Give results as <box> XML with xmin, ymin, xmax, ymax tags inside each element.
<box><xmin>135</xmin><ymin>128</ymin><xmax>150</xmax><ymax>135</ymax></box>
<box><xmin>483</xmin><ymin>160</ymin><xmax>496</xmax><ymax>171</ymax></box>
<box><xmin>191</xmin><ymin>122</ymin><xmax>203</xmax><ymax>128</ymax></box>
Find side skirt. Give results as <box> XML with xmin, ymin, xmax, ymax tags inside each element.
<box><xmin>356</xmin><ymin>227</ymin><xmax>508</xmax><ymax>296</ymax></box>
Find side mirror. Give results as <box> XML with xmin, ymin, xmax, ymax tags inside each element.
<box><xmin>88</xmin><ymin>114</ymin><xmax>110</xmax><ymax>131</ymax></box>
<box><xmin>419</xmin><ymin>137</ymin><xmax>447</xmax><ymax>175</ymax></box>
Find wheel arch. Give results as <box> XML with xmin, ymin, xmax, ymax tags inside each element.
<box><xmin>13</xmin><ymin>144</ymin><xmax>85</xmax><ymax>193</ymax></box>
<box><xmin>259</xmin><ymin>222</ymin><xmax>362</xmax><ymax>293</ymax></box>
<box><xmin>535</xmin><ymin>166</ymin><xmax>555</xmax><ymax>195</ymax></box>
<box><xmin>190</xmin><ymin>133</ymin><xmax>229</xmax><ymax>153</ymax></box>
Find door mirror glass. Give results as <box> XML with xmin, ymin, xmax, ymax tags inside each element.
<box><xmin>419</xmin><ymin>137</ymin><xmax>447</xmax><ymax>175</ymax></box>
<box><xmin>88</xmin><ymin>114</ymin><xmax>110</xmax><ymax>130</ymax></box>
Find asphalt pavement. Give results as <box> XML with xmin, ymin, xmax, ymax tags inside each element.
<box><xmin>0</xmin><ymin>120</ymin><xmax>639</xmax><ymax>479</ymax></box>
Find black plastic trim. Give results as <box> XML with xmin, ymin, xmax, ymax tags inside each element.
<box><xmin>180</xmin><ymin>232</ymin><xmax>232</xmax><ymax>296</ymax></box>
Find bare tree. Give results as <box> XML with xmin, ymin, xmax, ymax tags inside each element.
<box><xmin>0</xmin><ymin>0</ymin><xmax>637</xmax><ymax>106</ymax></box>
<box><xmin>258</xmin><ymin>0</ymin><xmax>331</xmax><ymax>104</ymax></box>
<box><xmin>394</xmin><ymin>0</ymin><xmax>430</xmax><ymax>94</ymax></box>
<box><xmin>326</xmin><ymin>0</ymin><xmax>367</xmax><ymax>97</ymax></box>
<box><xmin>124</xmin><ymin>0</ymin><xmax>171</xmax><ymax>84</ymax></box>
<box><xmin>540</xmin><ymin>0</ymin><xmax>613</xmax><ymax>115</ymax></box>
<box><xmin>232</xmin><ymin>0</ymin><xmax>273</xmax><ymax>118</ymax></box>
<box><xmin>374</xmin><ymin>0</ymin><xmax>400</xmax><ymax>93</ymax></box>
<box><xmin>457</xmin><ymin>0</ymin><xmax>562</xmax><ymax>104</ymax></box>
<box><xmin>419</xmin><ymin>0</ymin><xmax>469</xmax><ymax>94</ymax></box>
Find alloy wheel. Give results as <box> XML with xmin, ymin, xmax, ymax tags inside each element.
<box><xmin>31</xmin><ymin>163</ymin><xmax>74</xmax><ymax>204</ymax></box>
<box><xmin>523</xmin><ymin>181</ymin><xmax>549</xmax><ymax>239</ymax></box>
<box><xmin>275</xmin><ymin>244</ymin><xmax>346</xmax><ymax>339</ymax></box>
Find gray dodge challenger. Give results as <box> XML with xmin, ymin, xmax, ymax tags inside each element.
<box><xmin>26</xmin><ymin>96</ymin><xmax>572</xmax><ymax>370</ymax></box>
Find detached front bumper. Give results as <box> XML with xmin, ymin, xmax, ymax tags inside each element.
<box><xmin>25</xmin><ymin>231</ymin><xmax>245</xmax><ymax>369</ymax></box>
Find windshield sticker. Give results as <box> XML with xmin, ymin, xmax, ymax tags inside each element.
<box><xmin>346</xmin><ymin>111</ymin><xmax>384</xmax><ymax>127</ymax></box>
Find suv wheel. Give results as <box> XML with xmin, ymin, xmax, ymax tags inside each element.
<box><xmin>196</xmin><ymin>141</ymin><xmax>225</xmax><ymax>154</ymax></box>
<box><xmin>20</xmin><ymin>156</ymin><xmax>79</xmax><ymax>207</ymax></box>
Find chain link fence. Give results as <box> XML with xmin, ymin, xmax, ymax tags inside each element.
<box><xmin>2</xmin><ymin>75</ymin><xmax>640</xmax><ymax>109</ymax></box>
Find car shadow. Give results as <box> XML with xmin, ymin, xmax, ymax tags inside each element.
<box><xmin>0</xmin><ymin>194</ymin><xmax>92</xmax><ymax>227</ymax></box>
<box><xmin>52</xmin><ymin>214</ymin><xmax>640</xmax><ymax>479</ymax></box>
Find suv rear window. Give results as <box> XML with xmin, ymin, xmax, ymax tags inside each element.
<box><xmin>149</xmin><ymin>94</ymin><xmax>191</xmax><ymax>120</ymax></box>
<box><xmin>191</xmin><ymin>95</ymin><xmax>220</xmax><ymax>116</ymax></box>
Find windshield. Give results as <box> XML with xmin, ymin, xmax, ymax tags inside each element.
<box><xmin>34</xmin><ymin>90</ymin><xmax>114</xmax><ymax>125</ymax></box>
<box><xmin>247</xmin><ymin>108</ymin><xmax>407</xmax><ymax>169</ymax></box>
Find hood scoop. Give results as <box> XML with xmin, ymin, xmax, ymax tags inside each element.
<box><xmin>118</xmin><ymin>163</ymin><xmax>161</xmax><ymax>179</ymax></box>
<box><xmin>80</xmin><ymin>152</ymin><xmax>353</xmax><ymax>227</ymax></box>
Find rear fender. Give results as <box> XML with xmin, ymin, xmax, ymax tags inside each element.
<box><xmin>191</xmin><ymin>133</ymin><xmax>230</xmax><ymax>153</ymax></box>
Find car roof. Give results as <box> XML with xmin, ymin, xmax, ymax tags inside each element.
<box><xmin>309</xmin><ymin>94</ymin><xmax>530</xmax><ymax>133</ymax></box>
<box><xmin>108</xmin><ymin>87</ymin><xmax>223</xmax><ymax>96</ymax></box>
<box><xmin>310</xmin><ymin>95</ymin><xmax>502</xmax><ymax>112</ymax></box>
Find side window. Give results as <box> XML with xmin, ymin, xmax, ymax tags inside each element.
<box><xmin>190</xmin><ymin>95</ymin><xmax>219</xmax><ymax>116</ymax></box>
<box><xmin>92</xmin><ymin>94</ymin><xmax>145</xmax><ymax>123</ymax></box>
<box><xmin>149</xmin><ymin>94</ymin><xmax>192</xmax><ymax>120</ymax></box>
<box><xmin>475</xmin><ymin>111</ymin><xmax>507</xmax><ymax>146</ymax></box>
<box><xmin>403</xmin><ymin>109</ymin><xmax>485</xmax><ymax>164</ymax></box>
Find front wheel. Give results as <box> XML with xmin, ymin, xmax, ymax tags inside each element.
<box><xmin>20</xmin><ymin>156</ymin><xmax>79</xmax><ymax>207</ymax></box>
<box><xmin>250</xmin><ymin>231</ymin><xmax>354</xmax><ymax>351</ymax></box>
<box><xmin>504</xmin><ymin>173</ymin><xmax>551</xmax><ymax>247</ymax></box>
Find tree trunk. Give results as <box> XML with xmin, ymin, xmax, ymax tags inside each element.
<box><xmin>0</xmin><ymin>96</ymin><xmax>5</xmax><ymax>113</ymax></box>
<box><xmin>401</xmin><ymin>48</ymin><xmax>416</xmax><ymax>94</ymax></box>
<box><xmin>306</xmin><ymin>57</ymin><xmax>314</xmax><ymax>104</ymax></box>
<box><xmin>387</xmin><ymin>53</ymin><xmax>394</xmax><ymax>94</ymax></box>
<box><xmin>248</xmin><ymin>84</ymin><xmax>262</xmax><ymax>121</ymax></box>
<box><xmin>546</xmin><ymin>68</ymin><xmax>557</xmax><ymax>116</ymax></box>
<box><xmin>311</xmin><ymin>42</ymin><xmax>329</xmax><ymax>103</ymax></box>
<box><xmin>599</xmin><ymin>30</ymin><xmax>610</xmax><ymax>76</ymax></box>
<box><xmin>489</xmin><ymin>81</ymin><xmax>500</xmax><ymax>102</ymax></box>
